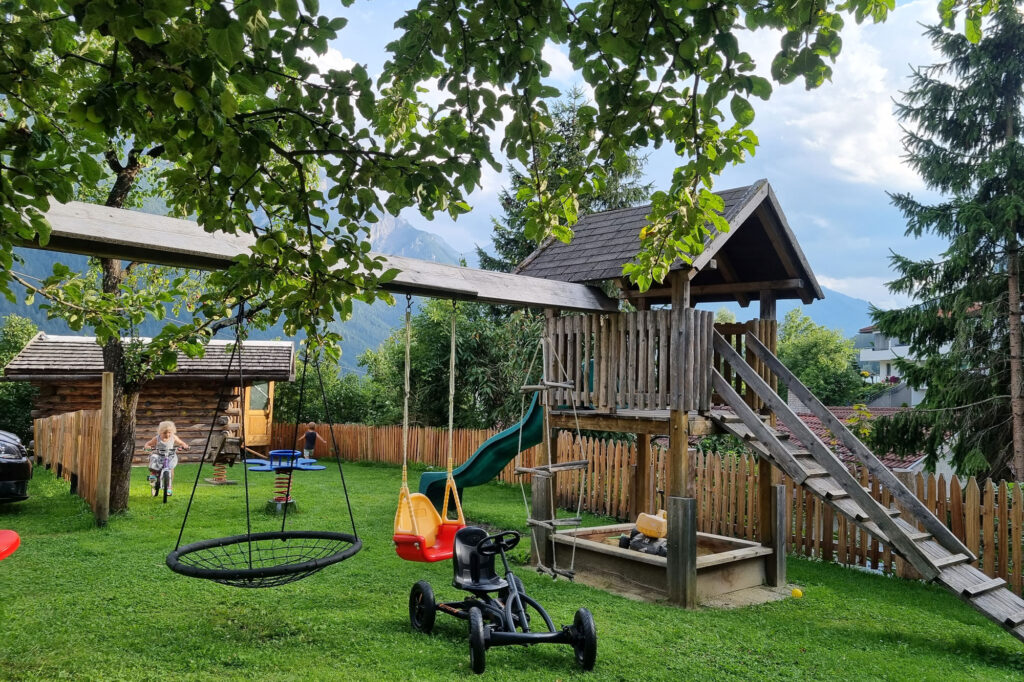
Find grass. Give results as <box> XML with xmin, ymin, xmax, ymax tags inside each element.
<box><xmin>2</xmin><ymin>462</ymin><xmax>1024</xmax><ymax>681</ymax></box>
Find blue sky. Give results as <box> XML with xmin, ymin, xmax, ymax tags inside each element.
<box><xmin>318</xmin><ymin>0</ymin><xmax>949</xmax><ymax>309</ymax></box>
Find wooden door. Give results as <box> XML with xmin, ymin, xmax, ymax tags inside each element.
<box><xmin>244</xmin><ymin>380</ymin><xmax>274</xmax><ymax>447</ymax></box>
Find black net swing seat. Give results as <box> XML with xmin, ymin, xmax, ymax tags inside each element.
<box><xmin>167</xmin><ymin>530</ymin><xmax>362</xmax><ymax>588</ymax></box>
<box><xmin>169</xmin><ymin>309</ymin><xmax>362</xmax><ymax>589</ymax></box>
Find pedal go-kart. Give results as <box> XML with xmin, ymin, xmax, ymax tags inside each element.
<box><xmin>408</xmin><ymin>526</ymin><xmax>597</xmax><ymax>674</ymax></box>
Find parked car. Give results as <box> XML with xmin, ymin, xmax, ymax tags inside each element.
<box><xmin>0</xmin><ymin>429</ymin><xmax>32</xmax><ymax>503</ymax></box>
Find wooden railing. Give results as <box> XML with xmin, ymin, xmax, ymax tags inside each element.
<box><xmin>270</xmin><ymin>422</ymin><xmax>545</xmax><ymax>485</ymax></box>
<box><xmin>711</xmin><ymin>319</ymin><xmax>777</xmax><ymax>411</ymax></box>
<box><xmin>34</xmin><ymin>409</ymin><xmax>105</xmax><ymax>512</ymax></box>
<box><xmin>543</xmin><ymin>308</ymin><xmax>714</xmax><ymax>412</ymax></box>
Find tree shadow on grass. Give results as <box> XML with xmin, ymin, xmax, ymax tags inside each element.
<box><xmin>820</xmin><ymin>622</ymin><xmax>1024</xmax><ymax>674</ymax></box>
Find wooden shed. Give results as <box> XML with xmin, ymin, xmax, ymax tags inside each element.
<box><xmin>2</xmin><ymin>334</ymin><xmax>295</xmax><ymax>460</ymax></box>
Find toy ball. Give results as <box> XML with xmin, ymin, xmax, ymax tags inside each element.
<box><xmin>791</xmin><ymin>588</ymin><xmax>803</xmax><ymax>599</ymax></box>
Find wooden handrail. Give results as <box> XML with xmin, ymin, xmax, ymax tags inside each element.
<box><xmin>742</xmin><ymin>331</ymin><xmax>973</xmax><ymax>561</ymax></box>
<box><xmin>713</xmin><ymin>331</ymin><xmax>941</xmax><ymax>579</ymax></box>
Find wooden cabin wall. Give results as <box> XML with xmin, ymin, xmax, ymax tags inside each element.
<box><xmin>30</xmin><ymin>380</ymin><xmax>241</xmax><ymax>463</ymax></box>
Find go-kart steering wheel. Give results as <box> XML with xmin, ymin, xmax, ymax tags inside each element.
<box><xmin>476</xmin><ymin>531</ymin><xmax>520</xmax><ymax>556</ymax></box>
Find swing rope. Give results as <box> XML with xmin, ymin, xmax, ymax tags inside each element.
<box><xmin>441</xmin><ymin>300</ymin><xmax>464</xmax><ymax>523</ymax></box>
<box><xmin>167</xmin><ymin>305</ymin><xmax>361</xmax><ymax>588</ymax></box>
<box><xmin>398</xmin><ymin>294</ymin><xmax>419</xmax><ymax>537</ymax></box>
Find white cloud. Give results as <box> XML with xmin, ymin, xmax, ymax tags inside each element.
<box><xmin>298</xmin><ymin>46</ymin><xmax>356</xmax><ymax>78</ymax></box>
<box><xmin>742</xmin><ymin>0</ymin><xmax>937</xmax><ymax>192</ymax></box>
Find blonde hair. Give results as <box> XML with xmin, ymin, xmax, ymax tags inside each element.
<box><xmin>158</xmin><ymin>421</ymin><xmax>177</xmax><ymax>437</ymax></box>
<box><xmin>307</xmin><ymin>422</ymin><xmax>316</xmax><ymax>430</ymax></box>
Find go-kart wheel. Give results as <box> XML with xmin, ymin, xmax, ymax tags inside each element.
<box><xmin>572</xmin><ymin>608</ymin><xmax>597</xmax><ymax>671</ymax></box>
<box><xmin>468</xmin><ymin>606</ymin><xmax>486</xmax><ymax>675</ymax></box>
<box><xmin>409</xmin><ymin>580</ymin><xmax>436</xmax><ymax>634</ymax></box>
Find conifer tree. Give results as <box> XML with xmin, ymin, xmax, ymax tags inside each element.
<box><xmin>476</xmin><ymin>88</ymin><xmax>652</xmax><ymax>273</ymax></box>
<box><xmin>871</xmin><ymin>3</ymin><xmax>1024</xmax><ymax>479</ymax></box>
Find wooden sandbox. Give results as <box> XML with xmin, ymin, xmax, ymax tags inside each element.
<box><xmin>550</xmin><ymin>523</ymin><xmax>774</xmax><ymax>602</ymax></box>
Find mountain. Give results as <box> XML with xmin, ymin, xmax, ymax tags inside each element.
<box><xmin>701</xmin><ymin>286</ymin><xmax>873</xmax><ymax>338</ymax></box>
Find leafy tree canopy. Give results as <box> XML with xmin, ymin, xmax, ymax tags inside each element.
<box><xmin>4</xmin><ymin>0</ymin><xmax>995</xmax><ymax>341</ymax></box>
<box><xmin>778</xmin><ymin>308</ymin><xmax>862</xmax><ymax>406</ymax></box>
<box><xmin>359</xmin><ymin>299</ymin><xmax>542</xmax><ymax>429</ymax></box>
<box><xmin>0</xmin><ymin>314</ymin><xmax>39</xmax><ymax>440</ymax></box>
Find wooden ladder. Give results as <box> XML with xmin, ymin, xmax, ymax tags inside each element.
<box><xmin>711</xmin><ymin>329</ymin><xmax>1024</xmax><ymax>644</ymax></box>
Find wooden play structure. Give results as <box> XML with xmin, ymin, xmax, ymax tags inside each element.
<box><xmin>16</xmin><ymin>179</ymin><xmax>1024</xmax><ymax>643</ymax></box>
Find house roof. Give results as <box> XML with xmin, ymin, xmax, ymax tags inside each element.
<box><xmin>2</xmin><ymin>334</ymin><xmax>295</xmax><ymax>382</ymax></box>
<box><xmin>774</xmin><ymin>407</ymin><xmax>922</xmax><ymax>471</ymax></box>
<box><xmin>514</xmin><ymin>179</ymin><xmax>824</xmax><ymax>307</ymax></box>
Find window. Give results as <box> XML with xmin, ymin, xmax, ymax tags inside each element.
<box><xmin>249</xmin><ymin>381</ymin><xmax>270</xmax><ymax>411</ymax></box>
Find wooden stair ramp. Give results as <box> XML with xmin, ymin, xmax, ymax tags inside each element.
<box><xmin>710</xmin><ymin>329</ymin><xmax>1024</xmax><ymax>644</ymax></box>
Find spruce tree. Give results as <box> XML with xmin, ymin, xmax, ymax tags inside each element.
<box><xmin>871</xmin><ymin>3</ymin><xmax>1024</xmax><ymax>479</ymax></box>
<box><xmin>476</xmin><ymin>88</ymin><xmax>652</xmax><ymax>272</ymax></box>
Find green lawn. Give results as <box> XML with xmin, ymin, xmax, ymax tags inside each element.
<box><xmin>2</xmin><ymin>462</ymin><xmax>1024</xmax><ymax>681</ymax></box>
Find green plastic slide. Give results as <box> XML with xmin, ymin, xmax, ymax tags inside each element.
<box><xmin>419</xmin><ymin>393</ymin><xmax>544</xmax><ymax>512</ymax></box>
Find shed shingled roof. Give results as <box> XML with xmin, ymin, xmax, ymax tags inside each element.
<box><xmin>514</xmin><ymin>179</ymin><xmax>823</xmax><ymax>306</ymax></box>
<box><xmin>2</xmin><ymin>334</ymin><xmax>295</xmax><ymax>382</ymax></box>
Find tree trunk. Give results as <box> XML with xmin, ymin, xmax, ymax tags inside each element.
<box><xmin>1008</xmin><ymin>241</ymin><xmax>1024</xmax><ymax>481</ymax></box>
<box><xmin>102</xmin><ymin>152</ymin><xmax>145</xmax><ymax>513</ymax></box>
<box><xmin>100</xmin><ymin>257</ymin><xmax>139</xmax><ymax>512</ymax></box>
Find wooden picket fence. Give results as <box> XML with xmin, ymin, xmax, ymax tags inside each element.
<box><xmin>33</xmin><ymin>409</ymin><xmax>105</xmax><ymax>513</ymax></box>
<box><xmin>272</xmin><ymin>421</ymin><xmax>1024</xmax><ymax>594</ymax></box>
<box><xmin>270</xmin><ymin>422</ymin><xmax>546</xmax><ymax>484</ymax></box>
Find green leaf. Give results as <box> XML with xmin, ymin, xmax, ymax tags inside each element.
<box><xmin>730</xmin><ymin>95</ymin><xmax>755</xmax><ymax>126</ymax></box>
<box><xmin>278</xmin><ymin>0</ymin><xmax>299</xmax><ymax>22</ymax></box>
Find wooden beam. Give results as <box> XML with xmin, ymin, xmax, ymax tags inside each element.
<box><xmin>709</xmin><ymin>250</ymin><xmax>750</xmax><ymax>307</ymax></box>
<box><xmin>547</xmin><ymin>411</ymin><xmax>718</xmax><ymax>436</ymax></box>
<box><xmin>29</xmin><ymin>201</ymin><xmax>617</xmax><ymax>312</ymax></box>
<box><xmin>759</xmin><ymin>290</ymin><xmax>777</xmax><ymax>321</ymax></box>
<box><xmin>691</xmin><ymin>180</ymin><xmax>770</xmax><ymax>274</ymax></box>
<box><xmin>756</xmin><ymin>204</ymin><xmax>801</xmax><ymax>282</ymax></box>
<box><xmin>690</xmin><ymin>279</ymin><xmax>803</xmax><ymax>298</ymax></box>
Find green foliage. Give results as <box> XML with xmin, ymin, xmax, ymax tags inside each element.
<box><xmin>476</xmin><ymin>88</ymin><xmax>652</xmax><ymax>272</ymax></box>
<box><xmin>778</xmin><ymin>309</ymin><xmax>863</xmax><ymax>406</ymax></box>
<box><xmin>714</xmin><ymin>307</ymin><xmax>736</xmax><ymax>324</ymax></box>
<box><xmin>273</xmin><ymin>363</ymin><xmax>370</xmax><ymax>426</ymax></box>
<box><xmin>871</xmin><ymin>4</ymin><xmax>1024</xmax><ymax>478</ymax></box>
<box><xmin>0</xmin><ymin>314</ymin><xmax>39</xmax><ymax>440</ymax></box>
<box><xmin>359</xmin><ymin>300</ymin><xmax>543</xmax><ymax>429</ymax></box>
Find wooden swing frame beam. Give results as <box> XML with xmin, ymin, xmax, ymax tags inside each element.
<box><xmin>23</xmin><ymin>201</ymin><xmax>617</xmax><ymax>313</ymax></box>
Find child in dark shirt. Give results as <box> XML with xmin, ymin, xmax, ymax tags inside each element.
<box><xmin>296</xmin><ymin>422</ymin><xmax>327</xmax><ymax>458</ymax></box>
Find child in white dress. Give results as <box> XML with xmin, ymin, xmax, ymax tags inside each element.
<box><xmin>144</xmin><ymin>421</ymin><xmax>190</xmax><ymax>496</ymax></box>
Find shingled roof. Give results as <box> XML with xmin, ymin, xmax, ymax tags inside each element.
<box><xmin>515</xmin><ymin>179</ymin><xmax>823</xmax><ymax>306</ymax></box>
<box><xmin>2</xmin><ymin>334</ymin><xmax>295</xmax><ymax>382</ymax></box>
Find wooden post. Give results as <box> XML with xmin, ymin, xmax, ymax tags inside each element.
<box><xmin>634</xmin><ymin>433</ymin><xmax>651</xmax><ymax>516</ymax></box>
<box><xmin>530</xmin><ymin>471</ymin><xmax>555</xmax><ymax>568</ymax></box>
<box><xmin>668</xmin><ymin>271</ymin><xmax>692</xmax><ymax>498</ymax></box>
<box><xmin>759</xmin><ymin>290</ymin><xmax>776</xmax><ymax>322</ymax></box>
<box><xmin>768</xmin><ymin>483</ymin><xmax>786</xmax><ymax>586</ymax></box>
<box><xmin>95</xmin><ymin>371</ymin><xmax>113</xmax><ymax>527</ymax></box>
<box><xmin>667</xmin><ymin>496</ymin><xmax>697</xmax><ymax>608</ymax></box>
<box><xmin>758</xmin><ymin>458</ymin><xmax>774</xmax><ymax>549</ymax></box>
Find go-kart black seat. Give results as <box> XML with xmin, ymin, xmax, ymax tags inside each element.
<box><xmin>452</xmin><ymin>526</ymin><xmax>507</xmax><ymax>594</ymax></box>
